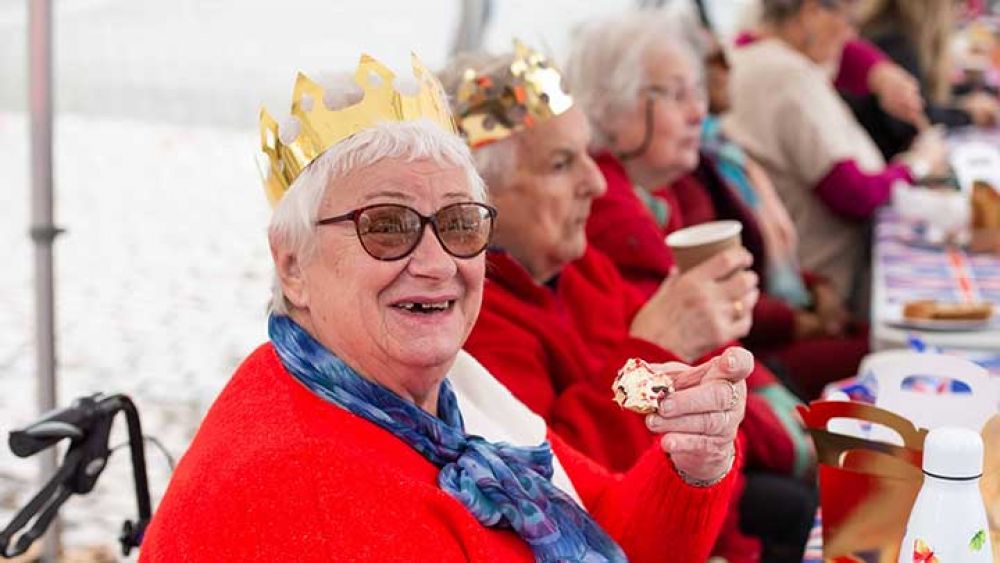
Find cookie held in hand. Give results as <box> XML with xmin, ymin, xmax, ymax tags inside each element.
<box><xmin>612</xmin><ymin>358</ymin><xmax>675</xmax><ymax>414</ymax></box>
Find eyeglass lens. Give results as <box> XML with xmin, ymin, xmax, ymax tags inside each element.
<box><xmin>356</xmin><ymin>203</ymin><xmax>493</xmax><ymax>260</ymax></box>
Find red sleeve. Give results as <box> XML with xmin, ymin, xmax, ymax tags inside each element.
<box><xmin>550</xmin><ymin>431</ymin><xmax>739</xmax><ymax>563</ymax></box>
<box><xmin>466</xmin><ymin>309</ymin><xmax>681</xmax><ymax>471</ymax></box>
<box><xmin>814</xmin><ymin>160</ymin><xmax>912</xmax><ymax>220</ymax></box>
<box><xmin>733</xmin><ymin>31</ymin><xmax>757</xmax><ymax>47</ymax></box>
<box><xmin>744</xmin><ymin>293</ymin><xmax>798</xmax><ymax>349</ymax></box>
<box><xmin>834</xmin><ymin>38</ymin><xmax>887</xmax><ymax>96</ymax></box>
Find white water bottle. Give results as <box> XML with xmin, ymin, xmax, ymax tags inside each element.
<box><xmin>899</xmin><ymin>427</ymin><xmax>992</xmax><ymax>562</ymax></box>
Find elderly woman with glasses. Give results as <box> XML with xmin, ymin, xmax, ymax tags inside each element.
<box><xmin>564</xmin><ymin>11</ymin><xmax>838</xmax><ymax>562</ymax></box>
<box><xmin>567</xmin><ymin>10</ymin><xmax>873</xmax><ymax>403</ymax></box>
<box><xmin>138</xmin><ymin>55</ymin><xmax>750</xmax><ymax>562</ymax></box>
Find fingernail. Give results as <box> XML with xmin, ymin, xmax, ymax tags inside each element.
<box><xmin>660</xmin><ymin>399</ymin><xmax>675</xmax><ymax>414</ymax></box>
<box><xmin>645</xmin><ymin>414</ymin><xmax>657</xmax><ymax>429</ymax></box>
<box><xmin>725</xmin><ymin>351</ymin><xmax>737</xmax><ymax>371</ymax></box>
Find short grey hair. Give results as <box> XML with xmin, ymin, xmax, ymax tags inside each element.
<box><xmin>760</xmin><ymin>0</ymin><xmax>839</xmax><ymax>23</ymax></box>
<box><xmin>564</xmin><ymin>9</ymin><xmax>707</xmax><ymax>150</ymax></box>
<box><xmin>267</xmin><ymin>115</ymin><xmax>486</xmax><ymax>314</ymax></box>
<box><xmin>438</xmin><ymin>51</ymin><xmax>522</xmax><ymax>192</ymax></box>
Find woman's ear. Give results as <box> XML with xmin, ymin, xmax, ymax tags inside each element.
<box><xmin>270</xmin><ymin>237</ymin><xmax>308</xmax><ymax>309</ymax></box>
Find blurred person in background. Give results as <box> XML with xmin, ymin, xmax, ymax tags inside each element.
<box><xmin>725</xmin><ymin>0</ymin><xmax>948</xmax><ymax>316</ymax></box>
<box><xmin>850</xmin><ymin>0</ymin><xmax>1000</xmax><ymax>159</ymax></box>
<box><xmin>699</xmin><ymin>22</ymin><xmax>870</xmax><ymax>402</ymax></box>
<box><xmin>444</xmin><ymin>41</ymin><xmax>813</xmax><ymax>563</ymax></box>
<box><xmin>139</xmin><ymin>55</ymin><xmax>749</xmax><ymax>562</ymax></box>
<box><xmin>735</xmin><ymin>0</ymin><xmax>930</xmax><ymax>130</ymax></box>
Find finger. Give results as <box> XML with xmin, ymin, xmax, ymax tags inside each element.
<box><xmin>646</xmin><ymin>410</ymin><xmax>738</xmax><ymax>440</ymax></box>
<box><xmin>651</xmin><ymin>358</ymin><xmax>718</xmax><ymax>392</ymax></box>
<box><xmin>658</xmin><ymin>379</ymin><xmax>744</xmax><ymax>417</ymax></box>
<box><xmin>730</xmin><ymin>307</ymin><xmax>754</xmax><ymax>340</ymax></box>
<box><xmin>718</xmin><ymin>270</ymin><xmax>759</xmax><ymax>300</ymax></box>
<box><xmin>704</xmin><ymin>347</ymin><xmax>754</xmax><ymax>383</ymax></box>
<box><xmin>660</xmin><ymin>432</ymin><xmax>734</xmax><ymax>457</ymax></box>
<box><xmin>646</xmin><ymin>361</ymin><xmax>692</xmax><ymax>374</ymax></box>
<box><xmin>721</xmin><ymin>288</ymin><xmax>758</xmax><ymax>328</ymax></box>
<box><xmin>694</xmin><ymin>247</ymin><xmax>753</xmax><ymax>281</ymax></box>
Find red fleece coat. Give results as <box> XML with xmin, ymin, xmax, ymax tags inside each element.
<box><xmin>139</xmin><ymin>344</ymin><xmax>736</xmax><ymax>562</ymax></box>
<box><xmin>588</xmin><ymin>152</ymin><xmax>868</xmax><ymax>400</ymax></box>
<box><xmin>464</xmin><ymin>249</ymin><xmax>795</xmax><ymax>476</ymax></box>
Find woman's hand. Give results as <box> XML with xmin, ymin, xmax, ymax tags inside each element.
<box><xmin>868</xmin><ymin>61</ymin><xmax>926</xmax><ymax>128</ymax></box>
<box><xmin>958</xmin><ymin>91</ymin><xmax>1000</xmax><ymax>127</ymax></box>
<box><xmin>630</xmin><ymin>248</ymin><xmax>759</xmax><ymax>362</ymax></box>
<box><xmin>644</xmin><ymin>347</ymin><xmax>752</xmax><ymax>483</ymax></box>
<box><xmin>794</xmin><ymin>310</ymin><xmax>824</xmax><ymax>340</ymax></box>
<box><xmin>900</xmin><ymin>128</ymin><xmax>950</xmax><ymax>178</ymax></box>
<box><xmin>812</xmin><ymin>282</ymin><xmax>849</xmax><ymax>336</ymax></box>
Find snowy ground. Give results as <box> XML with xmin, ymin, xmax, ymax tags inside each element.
<box><xmin>0</xmin><ymin>111</ymin><xmax>272</xmax><ymax>555</ymax></box>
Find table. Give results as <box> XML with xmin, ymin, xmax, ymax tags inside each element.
<box><xmin>870</xmin><ymin>208</ymin><xmax>1000</xmax><ymax>353</ymax></box>
<box><xmin>804</xmin><ymin>207</ymin><xmax>1000</xmax><ymax>561</ymax></box>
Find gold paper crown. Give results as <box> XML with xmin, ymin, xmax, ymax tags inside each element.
<box><xmin>259</xmin><ymin>54</ymin><xmax>457</xmax><ymax>207</ymax></box>
<box><xmin>455</xmin><ymin>40</ymin><xmax>574</xmax><ymax>148</ymax></box>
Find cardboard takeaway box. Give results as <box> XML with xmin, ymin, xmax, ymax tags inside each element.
<box><xmin>797</xmin><ymin>352</ymin><xmax>999</xmax><ymax>562</ymax></box>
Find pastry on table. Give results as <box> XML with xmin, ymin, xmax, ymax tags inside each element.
<box><xmin>902</xmin><ymin>299</ymin><xmax>994</xmax><ymax>321</ymax></box>
<box><xmin>971</xmin><ymin>180</ymin><xmax>1000</xmax><ymax>231</ymax></box>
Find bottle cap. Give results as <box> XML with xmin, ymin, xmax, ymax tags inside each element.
<box><xmin>923</xmin><ymin>426</ymin><xmax>984</xmax><ymax>479</ymax></box>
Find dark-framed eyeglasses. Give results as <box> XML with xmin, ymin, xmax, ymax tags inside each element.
<box><xmin>316</xmin><ymin>202</ymin><xmax>497</xmax><ymax>261</ymax></box>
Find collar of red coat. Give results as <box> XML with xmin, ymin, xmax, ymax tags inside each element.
<box><xmin>485</xmin><ymin>249</ymin><xmax>557</xmax><ymax>307</ymax></box>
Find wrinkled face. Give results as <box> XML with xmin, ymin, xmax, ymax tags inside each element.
<box><xmin>278</xmin><ymin>157</ymin><xmax>485</xmax><ymax>378</ymax></box>
<box><xmin>801</xmin><ymin>0</ymin><xmax>853</xmax><ymax>65</ymax></box>
<box><xmin>611</xmin><ymin>43</ymin><xmax>707</xmax><ymax>182</ymax></box>
<box><xmin>490</xmin><ymin>106</ymin><xmax>607</xmax><ymax>281</ymax></box>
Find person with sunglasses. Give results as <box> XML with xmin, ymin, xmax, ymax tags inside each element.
<box><xmin>139</xmin><ymin>55</ymin><xmax>750</xmax><ymax>562</ymax></box>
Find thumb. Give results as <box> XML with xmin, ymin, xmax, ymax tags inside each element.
<box><xmin>704</xmin><ymin>347</ymin><xmax>754</xmax><ymax>383</ymax></box>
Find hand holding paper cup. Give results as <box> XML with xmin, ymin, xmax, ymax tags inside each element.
<box><xmin>665</xmin><ymin>220</ymin><xmax>744</xmax><ymax>273</ymax></box>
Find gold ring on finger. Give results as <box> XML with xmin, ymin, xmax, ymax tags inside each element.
<box><xmin>731</xmin><ymin>299</ymin><xmax>744</xmax><ymax>319</ymax></box>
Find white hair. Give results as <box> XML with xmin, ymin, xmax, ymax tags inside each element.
<box><xmin>564</xmin><ymin>9</ymin><xmax>707</xmax><ymax>150</ymax></box>
<box><xmin>437</xmin><ymin>51</ymin><xmax>523</xmax><ymax>192</ymax></box>
<box><xmin>267</xmin><ymin>115</ymin><xmax>486</xmax><ymax>314</ymax></box>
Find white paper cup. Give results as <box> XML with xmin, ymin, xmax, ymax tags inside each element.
<box><xmin>665</xmin><ymin>220</ymin><xmax>743</xmax><ymax>272</ymax></box>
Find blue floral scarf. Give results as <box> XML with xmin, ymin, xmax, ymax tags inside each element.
<box><xmin>268</xmin><ymin>315</ymin><xmax>625</xmax><ymax>562</ymax></box>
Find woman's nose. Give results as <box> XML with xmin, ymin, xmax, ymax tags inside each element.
<box><xmin>579</xmin><ymin>154</ymin><xmax>608</xmax><ymax>199</ymax></box>
<box><xmin>687</xmin><ymin>93</ymin><xmax>708</xmax><ymax>123</ymax></box>
<box><xmin>406</xmin><ymin>225</ymin><xmax>459</xmax><ymax>279</ymax></box>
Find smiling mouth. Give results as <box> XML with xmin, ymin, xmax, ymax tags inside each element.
<box><xmin>391</xmin><ymin>300</ymin><xmax>456</xmax><ymax>315</ymax></box>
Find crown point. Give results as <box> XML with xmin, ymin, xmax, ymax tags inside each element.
<box><xmin>260</xmin><ymin>52</ymin><xmax>456</xmax><ymax>208</ymax></box>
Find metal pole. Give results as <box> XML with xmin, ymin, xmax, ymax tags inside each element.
<box><xmin>450</xmin><ymin>0</ymin><xmax>491</xmax><ymax>56</ymax></box>
<box><xmin>28</xmin><ymin>0</ymin><xmax>61</xmax><ymax>561</ymax></box>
